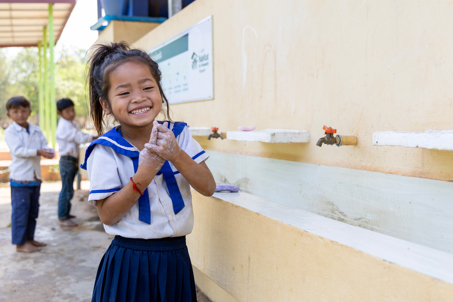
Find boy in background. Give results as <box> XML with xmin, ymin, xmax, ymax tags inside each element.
<box><xmin>56</xmin><ymin>98</ymin><xmax>96</xmax><ymax>227</ymax></box>
<box><xmin>5</xmin><ymin>96</ymin><xmax>54</xmax><ymax>253</ymax></box>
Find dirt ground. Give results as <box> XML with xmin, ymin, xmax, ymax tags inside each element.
<box><xmin>0</xmin><ymin>181</ymin><xmax>212</xmax><ymax>302</ymax></box>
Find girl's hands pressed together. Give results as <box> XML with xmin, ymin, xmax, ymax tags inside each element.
<box><xmin>139</xmin><ymin>122</ymin><xmax>165</xmax><ymax>172</ymax></box>
<box><xmin>145</xmin><ymin>121</ymin><xmax>181</xmax><ymax>162</ymax></box>
<box><xmin>139</xmin><ymin>149</ymin><xmax>164</xmax><ymax>172</ymax></box>
<box><xmin>145</xmin><ymin>121</ymin><xmax>216</xmax><ymax>196</ymax></box>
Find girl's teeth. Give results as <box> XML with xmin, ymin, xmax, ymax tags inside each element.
<box><xmin>132</xmin><ymin>108</ymin><xmax>150</xmax><ymax>114</ymax></box>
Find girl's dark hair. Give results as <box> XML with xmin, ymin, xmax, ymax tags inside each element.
<box><xmin>87</xmin><ymin>41</ymin><xmax>171</xmax><ymax>135</ymax></box>
<box><xmin>6</xmin><ymin>96</ymin><xmax>31</xmax><ymax>111</ymax></box>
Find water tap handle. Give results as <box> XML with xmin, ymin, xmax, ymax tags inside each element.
<box><xmin>207</xmin><ymin>127</ymin><xmax>224</xmax><ymax>140</ymax></box>
<box><xmin>323</xmin><ymin>125</ymin><xmax>337</xmax><ymax>134</ymax></box>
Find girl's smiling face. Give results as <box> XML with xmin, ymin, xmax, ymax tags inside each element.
<box><xmin>103</xmin><ymin>60</ymin><xmax>163</xmax><ymax>132</ymax></box>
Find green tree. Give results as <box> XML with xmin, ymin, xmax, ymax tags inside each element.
<box><xmin>9</xmin><ymin>48</ymin><xmax>40</xmax><ymax>112</ymax></box>
<box><xmin>0</xmin><ymin>47</ymin><xmax>91</xmax><ymax>127</ymax></box>
<box><xmin>0</xmin><ymin>50</ymin><xmax>17</xmax><ymax>122</ymax></box>
<box><xmin>55</xmin><ymin>47</ymin><xmax>90</xmax><ymax>126</ymax></box>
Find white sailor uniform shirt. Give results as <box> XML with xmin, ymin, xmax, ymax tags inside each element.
<box><xmin>82</xmin><ymin>122</ymin><xmax>209</xmax><ymax>239</ymax></box>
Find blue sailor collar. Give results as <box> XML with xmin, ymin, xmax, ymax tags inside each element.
<box><xmin>80</xmin><ymin>121</ymin><xmax>187</xmax><ymax>225</ymax></box>
<box><xmin>80</xmin><ymin>121</ymin><xmax>187</xmax><ymax>170</ymax></box>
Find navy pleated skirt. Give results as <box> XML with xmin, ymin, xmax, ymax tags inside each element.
<box><xmin>91</xmin><ymin>236</ymin><xmax>197</xmax><ymax>302</ymax></box>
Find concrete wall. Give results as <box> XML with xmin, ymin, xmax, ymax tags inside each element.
<box><xmin>133</xmin><ymin>0</ymin><xmax>453</xmax><ymax>182</ymax></box>
<box><xmin>93</xmin><ymin>0</ymin><xmax>453</xmax><ymax>300</ymax></box>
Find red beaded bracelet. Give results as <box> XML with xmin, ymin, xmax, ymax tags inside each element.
<box><xmin>130</xmin><ymin>177</ymin><xmax>144</xmax><ymax>195</ymax></box>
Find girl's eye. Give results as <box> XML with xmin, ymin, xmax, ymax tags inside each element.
<box><xmin>144</xmin><ymin>86</ymin><xmax>153</xmax><ymax>91</ymax></box>
<box><xmin>118</xmin><ymin>92</ymin><xmax>129</xmax><ymax>96</ymax></box>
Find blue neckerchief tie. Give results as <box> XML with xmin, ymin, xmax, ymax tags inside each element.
<box><xmin>160</xmin><ymin>161</ymin><xmax>185</xmax><ymax>214</ymax></box>
<box><xmin>135</xmin><ymin>122</ymin><xmax>187</xmax><ymax>223</ymax></box>
<box><xmin>155</xmin><ymin>122</ymin><xmax>186</xmax><ymax>216</ymax></box>
<box><xmin>80</xmin><ymin>122</ymin><xmax>187</xmax><ymax>225</ymax></box>
<box><xmin>132</xmin><ymin>157</ymin><xmax>151</xmax><ymax>224</ymax></box>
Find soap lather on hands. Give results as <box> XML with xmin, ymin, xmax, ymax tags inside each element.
<box><xmin>139</xmin><ymin>121</ymin><xmax>180</xmax><ymax>170</ymax></box>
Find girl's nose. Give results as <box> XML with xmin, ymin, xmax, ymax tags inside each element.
<box><xmin>131</xmin><ymin>92</ymin><xmax>146</xmax><ymax>103</ymax></box>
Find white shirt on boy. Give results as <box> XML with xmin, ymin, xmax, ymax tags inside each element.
<box><xmin>56</xmin><ymin>118</ymin><xmax>94</xmax><ymax>158</ymax></box>
<box><xmin>85</xmin><ymin>123</ymin><xmax>209</xmax><ymax>239</ymax></box>
<box><xmin>5</xmin><ymin>122</ymin><xmax>48</xmax><ymax>181</ymax></box>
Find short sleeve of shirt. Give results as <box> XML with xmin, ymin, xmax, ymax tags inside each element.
<box><xmin>178</xmin><ymin>126</ymin><xmax>209</xmax><ymax>164</ymax></box>
<box><xmin>87</xmin><ymin>144</ymin><xmax>123</xmax><ymax>205</ymax></box>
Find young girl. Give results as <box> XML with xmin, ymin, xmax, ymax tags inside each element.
<box><xmin>82</xmin><ymin>42</ymin><xmax>216</xmax><ymax>302</ymax></box>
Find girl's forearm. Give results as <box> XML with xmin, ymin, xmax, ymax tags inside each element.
<box><xmin>171</xmin><ymin>151</ymin><xmax>216</xmax><ymax>196</ymax></box>
<box><xmin>96</xmin><ymin>152</ymin><xmax>215</xmax><ymax>225</ymax></box>
<box><xmin>96</xmin><ymin>166</ymin><xmax>158</xmax><ymax>225</ymax></box>
<box><xmin>96</xmin><ymin>182</ymin><xmax>142</xmax><ymax>225</ymax></box>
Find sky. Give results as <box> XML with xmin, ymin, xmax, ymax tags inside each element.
<box><xmin>56</xmin><ymin>0</ymin><xmax>99</xmax><ymax>51</ymax></box>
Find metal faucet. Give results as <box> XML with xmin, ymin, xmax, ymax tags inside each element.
<box><xmin>207</xmin><ymin>127</ymin><xmax>224</xmax><ymax>140</ymax></box>
<box><xmin>316</xmin><ymin>125</ymin><xmax>358</xmax><ymax>147</ymax></box>
<box><xmin>316</xmin><ymin>126</ymin><xmax>337</xmax><ymax>147</ymax></box>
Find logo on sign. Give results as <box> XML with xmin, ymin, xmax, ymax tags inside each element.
<box><xmin>199</xmin><ymin>53</ymin><xmax>209</xmax><ymax>63</ymax></box>
<box><xmin>197</xmin><ymin>53</ymin><xmax>209</xmax><ymax>73</ymax></box>
<box><xmin>191</xmin><ymin>52</ymin><xmax>198</xmax><ymax>70</ymax></box>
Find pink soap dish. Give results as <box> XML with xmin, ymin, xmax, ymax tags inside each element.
<box><xmin>238</xmin><ymin>126</ymin><xmax>256</xmax><ymax>131</ymax></box>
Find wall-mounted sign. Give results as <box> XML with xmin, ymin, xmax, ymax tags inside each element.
<box><xmin>149</xmin><ymin>16</ymin><xmax>213</xmax><ymax>104</ymax></box>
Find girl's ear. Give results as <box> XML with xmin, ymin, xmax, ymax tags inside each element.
<box><xmin>99</xmin><ymin>97</ymin><xmax>111</xmax><ymax>115</ymax></box>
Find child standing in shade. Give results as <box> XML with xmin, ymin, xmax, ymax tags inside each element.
<box><xmin>5</xmin><ymin>96</ymin><xmax>54</xmax><ymax>253</ymax></box>
<box><xmin>56</xmin><ymin>98</ymin><xmax>96</xmax><ymax>227</ymax></box>
<box><xmin>82</xmin><ymin>42</ymin><xmax>216</xmax><ymax>301</ymax></box>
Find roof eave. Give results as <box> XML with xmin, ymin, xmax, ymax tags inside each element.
<box><xmin>0</xmin><ymin>1</ymin><xmax>76</xmax><ymax>48</ymax></box>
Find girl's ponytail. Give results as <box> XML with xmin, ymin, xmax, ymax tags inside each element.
<box><xmin>87</xmin><ymin>42</ymin><xmax>130</xmax><ymax>135</ymax></box>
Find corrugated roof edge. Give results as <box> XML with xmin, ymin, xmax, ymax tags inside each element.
<box><xmin>0</xmin><ymin>1</ymin><xmax>76</xmax><ymax>48</ymax></box>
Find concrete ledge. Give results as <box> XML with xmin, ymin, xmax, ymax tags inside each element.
<box><xmin>373</xmin><ymin>130</ymin><xmax>453</xmax><ymax>150</ymax></box>
<box><xmin>0</xmin><ymin>159</ymin><xmax>61</xmax><ymax>182</ymax></box>
<box><xmin>0</xmin><ymin>151</ymin><xmax>12</xmax><ymax>161</ymax></box>
<box><xmin>189</xmin><ymin>127</ymin><xmax>212</xmax><ymax>137</ymax></box>
<box><xmin>212</xmin><ymin>191</ymin><xmax>453</xmax><ymax>284</ymax></box>
<box><xmin>226</xmin><ymin>129</ymin><xmax>310</xmax><ymax>143</ymax></box>
<box><xmin>189</xmin><ymin>192</ymin><xmax>453</xmax><ymax>301</ymax></box>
